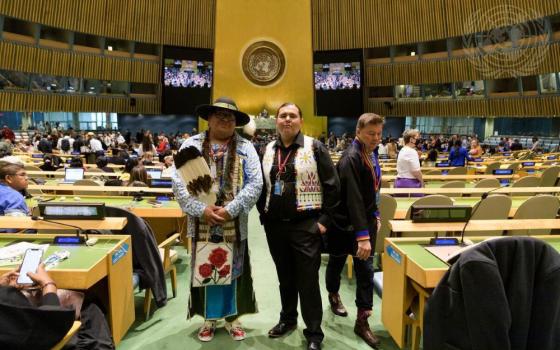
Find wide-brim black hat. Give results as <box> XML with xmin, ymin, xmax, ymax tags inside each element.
<box><xmin>195</xmin><ymin>97</ymin><xmax>250</xmax><ymax>126</ymax></box>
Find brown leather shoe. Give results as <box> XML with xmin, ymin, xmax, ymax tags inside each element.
<box><xmin>328</xmin><ymin>293</ymin><xmax>348</xmax><ymax>317</ymax></box>
<box><xmin>354</xmin><ymin>312</ymin><xmax>380</xmax><ymax>348</ymax></box>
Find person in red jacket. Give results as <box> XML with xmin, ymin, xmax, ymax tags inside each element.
<box><xmin>156</xmin><ymin>135</ymin><xmax>169</xmax><ymax>154</ymax></box>
<box><xmin>1</xmin><ymin>125</ymin><xmax>15</xmax><ymax>143</ymax></box>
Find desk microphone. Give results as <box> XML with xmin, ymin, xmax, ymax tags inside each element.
<box><xmin>32</xmin><ymin>215</ymin><xmax>89</xmax><ymax>244</ymax></box>
<box><xmin>459</xmin><ymin>184</ymin><xmax>508</xmax><ymax>245</ymax></box>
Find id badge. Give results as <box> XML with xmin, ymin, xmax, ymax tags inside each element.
<box><xmin>273</xmin><ymin>180</ymin><xmax>283</xmax><ymax>196</ymax></box>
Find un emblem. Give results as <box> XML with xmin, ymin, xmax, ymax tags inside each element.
<box><xmin>242</xmin><ymin>41</ymin><xmax>285</xmax><ymax>86</ymax></box>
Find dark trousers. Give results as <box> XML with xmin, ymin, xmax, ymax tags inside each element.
<box><xmin>326</xmin><ymin>254</ymin><xmax>374</xmax><ymax>311</ymax></box>
<box><xmin>264</xmin><ymin>219</ymin><xmax>324</xmax><ymax>343</ymax></box>
<box><xmin>66</xmin><ymin>302</ymin><xmax>115</xmax><ymax>350</ymax></box>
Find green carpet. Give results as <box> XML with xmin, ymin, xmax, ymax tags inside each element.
<box><xmin>117</xmin><ymin>209</ymin><xmax>401</xmax><ymax>349</ymax></box>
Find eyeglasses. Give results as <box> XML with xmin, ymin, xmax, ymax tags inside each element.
<box><xmin>213</xmin><ymin>111</ymin><xmax>236</xmax><ymax>122</ymax></box>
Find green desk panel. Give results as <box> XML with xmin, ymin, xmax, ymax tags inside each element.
<box><xmin>0</xmin><ymin>237</ymin><xmax>120</xmax><ymax>269</ymax></box>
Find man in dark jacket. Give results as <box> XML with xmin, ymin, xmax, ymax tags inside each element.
<box><xmin>37</xmin><ymin>135</ymin><xmax>53</xmax><ymax>154</ymax></box>
<box><xmin>424</xmin><ymin>237</ymin><xmax>560</xmax><ymax>350</ymax></box>
<box><xmin>510</xmin><ymin>139</ymin><xmax>523</xmax><ymax>151</ymax></box>
<box><xmin>325</xmin><ymin>113</ymin><xmax>384</xmax><ymax>349</ymax></box>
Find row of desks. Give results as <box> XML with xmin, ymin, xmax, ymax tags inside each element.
<box><xmin>26</xmin><ymin>182</ymin><xmax>560</xmax><ymax>196</ymax></box>
<box><xmin>27</xmin><ymin>195</ymin><xmax>183</xmax><ymax>218</ymax></box>
<box><xmin>25</xmin><ymin>162</ymin><xmax>164</xmax><ymax>170</ymax></box>
<box><xmin>391</xmin><ymin>196</ymin><xmax>530</xmax><ymax>219</ymax></box>
<box><xmin>24</xmin><ymin>193</ymin><xmax>538</xmax><ymax>224</ymax></box>
<box><xmin>29</xmin><ymin>184</ymin><xmax>173</xmax><ymax>194</ymax></box>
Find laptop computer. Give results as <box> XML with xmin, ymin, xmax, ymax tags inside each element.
<box><xmin>150</xmin><ymin>179</ymin><xmax>172</xmax><ymax>188</ymax></box>
<box><xmin>147</xmin><ymin>169</ymin><xmax>162</xmax><ymax>179</ymax></box>
<box><xmin>59</xmin><ymin>168</ymin><xmax>85</xmax><ymax>184</ymax></box>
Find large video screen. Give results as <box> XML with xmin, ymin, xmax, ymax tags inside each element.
<box><xmin>314</xmin><ymin>50</ymin><xmax>363</xmax><ymax>118</ymax></box>
<box><xmin>161</xmin><ymin>47</ymin><xmax>213</xmax><ymax>115</ymax></box>
<box><xmin>314</xmin><ymin>62</ymin><xmax>361</xmax><ymax>90</ymax></box>
<box><xmin>163</xmin><ymin>59</ymin><xmax>213</xmax><ymax>88</ymax></box>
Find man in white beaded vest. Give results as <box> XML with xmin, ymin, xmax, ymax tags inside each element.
<box><xmin>257</xmin><ymin>102</ymin><xmax>340</xmax><ymax>350</ymax></box>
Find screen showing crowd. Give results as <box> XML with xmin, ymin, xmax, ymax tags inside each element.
<box><xmin>314</xmin><ymin>62</ymin><xmax>361</xmax><ymax>90</ymax></box>
<box><xmin>163</xmin><ymin>59</ymin><xmax>213</xmax><ymax>88</ymax></box>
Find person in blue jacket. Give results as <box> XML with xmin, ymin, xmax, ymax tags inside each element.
<box><xmin>448</xmin><ymin>139</ymin><xmax>472</xmax><ymax>166</ymax></box>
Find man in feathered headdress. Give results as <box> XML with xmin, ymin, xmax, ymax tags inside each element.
<box><xmin>172</xmin><ymin>97</ymin><xmax>263</xmax><ymax>342</ymax></box>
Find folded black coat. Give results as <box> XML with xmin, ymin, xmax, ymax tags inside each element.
<box><xmin>105</xmin><ymin>206</ymin><xmax>167</xmax><ymax>308</ymax></box>
<box><xmin>424</xmin><ymin>237</ymin><xmax>560</xmax><ymax>350</ymax></box>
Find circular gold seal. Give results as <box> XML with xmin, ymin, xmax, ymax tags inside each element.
<box><xmin>242</xmin><ymin>41</ymin><xmax>285</xmax><ymax>86</ymax></box>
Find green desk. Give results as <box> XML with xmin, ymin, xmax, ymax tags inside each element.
<box><xmin>393</xmin><ymin>196</ymin><xmax>530</xmax><ymax>219</ymax></box>
<box><xmin>0</xmin><ymin>234</ymin><xmax>134</xmax><ymax>345</ymax></box>
<box><xmin>382</xmin><ymin>236</ymin><xmax>560</xmax><ymax>349</ymax></box>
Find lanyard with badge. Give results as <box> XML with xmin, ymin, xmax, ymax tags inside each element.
<box><xmin>274</xmin><ymin>148</ymin><xmax>292</xmax><ymax>195</ymax></box>
<box><xmin>209</xmin><ymin>141</ymin><xmax>229</xmax><ymax>193</ymax></box>
<box><xmin>372</xmin><ymin>152</ymin><xmax>381</xmax><ymax>208</ymax></box>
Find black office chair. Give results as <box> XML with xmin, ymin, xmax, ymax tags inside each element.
<box><xmin>424</xmin><ymin>237</ymin><xmax>560</xmax><ymax>350</ymax></box>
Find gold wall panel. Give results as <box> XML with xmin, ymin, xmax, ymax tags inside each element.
<box><xmin>313</xmin><ymin>0</ymin><xmax>560</xmax><ymax>50</ymax></box>
<box><xmin>213</xmin><ymin>0</ymin><xmax>325</xmax><ymax>136</ymax></box>
<box><xmin>366</xmin><ymin>42</ymin><xmax>560</xmax><ymax>86</ymax></box>
<box><xmin>0</xmin><ymin>0</ymin><xmax>215</xmax><ymax>48</ymax></box>
<box><xmin>0</xmin><ymin>91</ymin><xmax>160</xmax><ymax>113</ymax></box>
<box><xmin>0</xmin><ymin>41</ymin><xmax>159</xmax><ymax>83</ymax></box>
<box><xmin>366</xmin><ymin>95</ymin><xmax>560</xmax><ymax>117</ymax></box>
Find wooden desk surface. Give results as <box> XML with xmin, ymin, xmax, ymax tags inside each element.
<box><xmin>389</xmin><ymin>219</ymin><xmax>560</xmax><ymax>233</ymax></box>
<box><xmin>16</xmin><ymin>153</ymin><xmax>85</xmax><ymax>159</ymax></box>
<box><xmin>383</xmin><ymin>174</ymin><xmax>515</xmax><ymax>181</ymax></box>
<box><xmin>24</xmin><ymin>162</ymin><xmax>162</xmax><ymax>170</ymax></box>
<box><xmin>0</xmin><ymin>216</ymin><xmax>127</xmax><ymax>230</ymax></box>
<box><xmin>381</xmin><ymin>186</ymin><xmax>560</xmax><ymax>195</ymax></box>
<box><xmin>28</xmin><ymin>184</ymin><xmax>173</xmax><ymax>194</ymax></box>
<box><xmin>27</xmin><ymin>170</ymin><xmax>121</xmax><ymax>177</ymax></box>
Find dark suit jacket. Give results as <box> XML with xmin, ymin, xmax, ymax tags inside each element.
<box><xmin>0</xmin><ymin>286</ymin><xmax>74</xmax><ymax>349</ymax></box>
<box><xmin>424</xmin><ymin>237</ymin><xmax>560</xmax><ymax>350</ymax></box>
<box><xmin>327</xmin><ymin>141</ymin><xmax>378</xmax><ymax>256</ymax></box>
